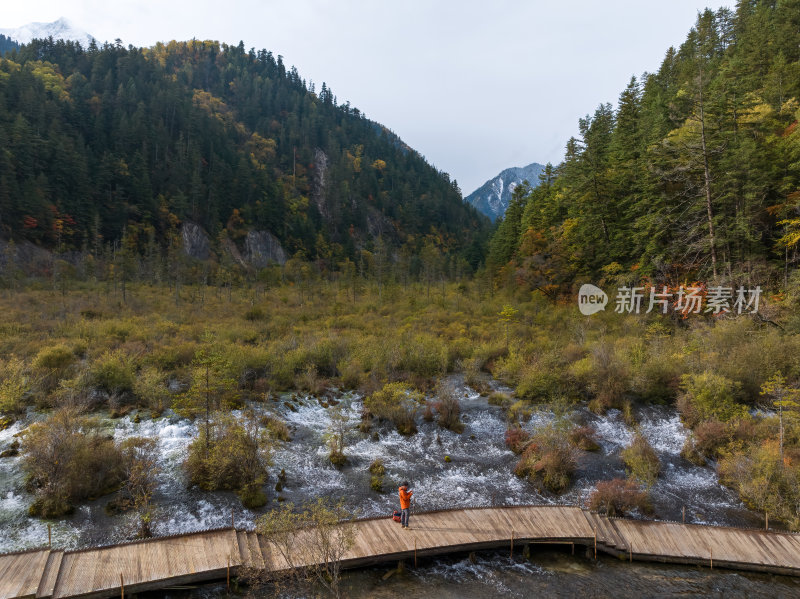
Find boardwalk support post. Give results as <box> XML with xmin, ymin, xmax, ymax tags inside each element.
<box><xmin>120</xmin><ymin>574</ymin><xmax>124</xmax><ymax>599</ymax></box>
<box><xmin>594</xmin><ymin>528</ymin><xmax>597</xmax><ymax>560</ymax></box>
<box><xmin>414</xmin><ymin>538</ymin><xmax>417</xmax><ymax>568</ymax></box>
<box><xmin>227</xmin><ymin>556</ymin><xmax>230</xmax><ymax>590</ymax></box>
<box><xmin>710</xmin><ymin>549</ymin><xmax>713</xmax><ymax>570</ymax></box>
<box><xmin>629</xmin><ymin>544</ymin><xmax>632</xmax><ymax>563</ymax></box>
<box><xmin>766</xmin><ymin>512</ymin><xmax>769</xmax><ymax>530</ymax></box>
<box><xmin>571</xmin><ymin>542</ymin><xmax>574</xmax><ymax>555</ymax></box>
<box><xmin>682</xmin><ymin>506</ymin><xmax>685</xmax><ymax>524</ymax></box>
<box><xmin>510</xmin><ymin>529</ymin><xmax>514</xmax><ymax>558</ymax></box>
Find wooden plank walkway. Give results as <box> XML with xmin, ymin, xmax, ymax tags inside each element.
<box><xmin>2</xmin><ymin>505</ymin><xmax>800</xmax><ymax>599</ymax></box>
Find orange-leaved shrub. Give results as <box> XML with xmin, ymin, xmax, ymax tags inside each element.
<box><xmin>588</xmin><ymin>478</ymin><xmax>652</xmax><ymax>517</ymax></box>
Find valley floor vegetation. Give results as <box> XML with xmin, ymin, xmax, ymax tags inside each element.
<box><xmin>2</xmin><ymin>271</ymin><xmax>800</xmax><ymax>530</ymax></box>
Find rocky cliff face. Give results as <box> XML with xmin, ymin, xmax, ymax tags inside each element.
<box><xmin>245</xmin><ymin>231</ymin><xmax>287</xmax><ymax>267</ymax></box>
<box><xmin>312</xmin><ymin>148</ymin><xmax>329</xmax><ymax>219</ymax></box>
<box><xmin>180</xmin><ymin>223</ymin><xmax>285</xmax><ymax>267</ymax></box>
<box><xmin>0</xmin><ymin>238</ymin><xmax>52</xmax><ymax>274</ymax></box>
<box><xmin>181</xmin><ymin>223</ymin><xmax>210</xmax><ymax>260</ymax></box>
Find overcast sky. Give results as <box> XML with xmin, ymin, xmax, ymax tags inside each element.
<box><xmin>4</xmin><ymin>0</ymin><xmax>728</xmax><ymax>194</ymax></box>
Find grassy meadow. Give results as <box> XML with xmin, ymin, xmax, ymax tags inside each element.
<box><xmin>3</xmin><ymin>275</ymin><xmax>800</xmax><ymax>529</ymax></box>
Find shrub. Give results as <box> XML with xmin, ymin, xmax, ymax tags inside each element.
<box><xmin>239</xmin><ymin>484</ymin><xmax>268</xmax><ymax>509</ymax></box>
<box><xmin>338</xmin><ymin>359</ymin><xmax>364</xmax><ymax>390</ymax></box>
<box><xmin>680</xmin><ymin>437</ymin><xmax>705</xmax><ymax>466</ymax></box>
<box><xmin>368</xmin><ymin>458</ymin><xmax>386</xmax><ymax>476</ymax></box>
<box><xmin>573</xmin><ymin>344</ymin><xmax>629</xmax><ymax>412</ymax></box>
<box><xmin>0</xmin><ymin>438</ymin><xmax>20</xmax><ymax>457</ymax></box>
<box><xmin>256</xmin><ymin>498</ymin><xmax>357</xmax><ymax>597</ymax></box>
<box><xmin>504</xmin><ymin>426</ymin><xmax>530</xmax><ymax>454</ymax></box>
<box><xmin>569</xmin><ymin>426</ymin><xmax>600</xmax><ymax>452</ymax></box>
<box><xmin>132</xmin><ymin>367</ymin><xmax>170</xmax><ymax>412</ymax></box>
<box><xmin>329</xmin><ymin>449</ymin><xmax>347</xmax><ymax>467</ymax></box>
<box><xmin>516</xmin><ymin>367</ymin><xmax>564</xmax><ymax>402</ymax></box>
<box><xmin>488</xmin><ymin>391</ymin><xmax>512</xmax><ymax>407</ymax></box>
<box><xmin>462</xmin><ymin>357</ymin><xmax>489</xmax><ymax>390</ymax></box>
<box><xmin>513</xmin><ymin>426</ymin><xmax>576</xmax><ymax>494</ymax></box>
<box><xmin>363</xmin><ymin>382</ymin><xmax>423</xmax><ymax>436</ymax></box>
<box><xmin>621</xmin><ymin>435</ymin><xmax>660</xmax><ymax>487</ymax></box>
<box><xmin>631</xmin><ymin>356</ymin><xmax>681</xmax><ymax>403</ymax></box>
<box><xmin>684</xmin><ymin>419</ymin><xmax>728</xmax><ymax>462</ymax></box>
<box><xmin>589</xmin><ymin>478</ymin><xmax>652</xmax><ymax>517</ymax></box>
<box><xmin>184</xmin><ymin>413</ymin><xmax>271</xmax><ymax>505</ymax></box>
<box><xmin>396</xmin><ymin>333</ymin><xmax>448</xmax><ymax>378</ymax></box>
<box><xmin>116</xmin><ymin>436</ymin><xmax>159</xmax><ymax>537</ymax></box>
<box><xmin>0</xmin><ymin>357</ymin><xmax>28</xmax><ymax>414</ymax></box>
<box><xmin>326</xmin><ymin>405</ymin><xmax>348</xmax><ymax>467</ymax></box>
<box><xmin>492</xmin><ymin>350</ymin><xmax>526</xmax><ymax>386</ymax></box>
<box><xmin>505</xmin><ymin>425</ymin><xmax>531</xmax><ymax>454</ymax></box>
<box><xmin>621</xmin><ymin>400</ymin><xmax>637</xmax><ymax>427</ymax></box>
<box><xmin>678</xmin><ymin>372</ymin><xmax>747</xmax><ymax>428</ymax></box>
<box><xmin>244</xmin><ymin>306</ymin><xmax>266</xmax><ymax>321</ymax></box>
<box><xmin>91</xmin><ymin>350</ymin><xmax>135</xmax><ymax>395</ymax></box>
<box><xmin>507</xmin><ymin>400</ymin><xmax>533</xmax><ymax>423</ymax></box>
<box><xmin>23</xmin><ymin>409</ymin><xmax>124</xmax><ymax>517</ymax></box>
<box><xmin>33</xmin><ymin>345</ymin><xmax>74</xmax><ymax>371</ymax></box>
<box><xmin>433</xmin><ymin>380</ymin><xmax>464</xmax><ymax>433</ymax></box>
<box><xmin>718</xmin><ymin>441</ymin><xmax>800</xmax><ymax>530</ymax></box>
<box><xmin>261</xmin><ymin>414</ymin><xmax>291</xmax><ymax>441</ymax></box>
<box><xmin>298</xmin><ymin>364</ymin><xmax>326</xmax><ymax>395</ymax></box>
<box><xmin>146</xmin><ymin>342</ymin><xmax>198</xmax><ymax>370</ymax></box>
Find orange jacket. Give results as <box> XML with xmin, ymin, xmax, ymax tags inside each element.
<box><xmin>398</xmin><ymin>486</ymin><xmax>413</xmax><ymax>509</ymax></box>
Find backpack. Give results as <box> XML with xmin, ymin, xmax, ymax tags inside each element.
<box><xmin>392</xmin><ymin>510</ymin><xmax>402</xmax><ymax>522</ymax></box>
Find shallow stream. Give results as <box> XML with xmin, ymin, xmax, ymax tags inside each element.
<box><xmin>0</xmin><ymin>380</ymin><xmax>758</xmax><ymax>554</ymax></box>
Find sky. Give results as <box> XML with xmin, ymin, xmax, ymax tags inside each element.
<box><xmin>3</xmin><ymin>0</ymin><xmax>729</xmax><ymax>195</ymax></box>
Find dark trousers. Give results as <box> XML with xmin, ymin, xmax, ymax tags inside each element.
<box><xmin>401</xmin><ymin>508</ymin><xmax>409</xmax><ymax>527</ymax></box>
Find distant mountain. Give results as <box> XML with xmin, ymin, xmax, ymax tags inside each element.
<box><xmin>0</xmin><ymin>17</ymin><xmax>95</xmax><ymax>48</ymax></box>
<box><xmin>465</xmin><ymin>162</ymin><xmax>546</xmax><ymax>221</ymax></box>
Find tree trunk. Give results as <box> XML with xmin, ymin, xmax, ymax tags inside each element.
<box><xmin>205</xmin><ymin>363</ymin><xmax>210</xmax><ymax>456</ymax></box>
<box><xmin>698</xmin><ymin>84</ymin><xmax>718</xmax><ymax>279</ymax></box>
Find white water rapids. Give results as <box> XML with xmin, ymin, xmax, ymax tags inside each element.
<box><xmin>0</xmin><ymin>384</ymin><xmax>752</xmax><ymax>553</ymax></box>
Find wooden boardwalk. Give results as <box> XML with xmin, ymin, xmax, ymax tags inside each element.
<box><xmin>3</xmin><ymin>505</ymin><xmax>800</xmax><ymax>599</ymax></box>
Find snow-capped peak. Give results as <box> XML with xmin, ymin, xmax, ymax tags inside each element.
<box><xmin>0</xmin><ymin>17</ymin><xmax>96</xmax><ymax>48</ymax></box>
<box><xmin>464</xmin><ymin>162</ymin><xmax>546</xmax><ymax>222</ymax></box>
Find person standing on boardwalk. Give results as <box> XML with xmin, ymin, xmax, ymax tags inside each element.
<box><xmin>398</xmin><ymin>481</ymin><xmax>413</xmax><ymax>529</ymax></box>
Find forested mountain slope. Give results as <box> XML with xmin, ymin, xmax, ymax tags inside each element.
<box><xmin>0</xmin><ymin>38</ymin><xmax>488</xmax><ymax>267</ymax></box>
<box><xmin>489</xmin><ymin>1</ymin><xmax>800</xmax><ymax>291</ymax></box>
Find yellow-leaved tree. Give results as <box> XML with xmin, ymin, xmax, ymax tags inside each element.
<box><xmin>760</xmin><ymin>373</ymin><xmax>800</xmax><ymax>467</ymax></box>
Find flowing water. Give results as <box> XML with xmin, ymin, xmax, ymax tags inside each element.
<box><xmin>0</xmin><ymin>380</ymin><xmax>777</xmax><ymax>594</ymax></box>
<box><xmin>149</xmin><ymin>549</ymin><xmax>800</xmax><ymax>598</ymax></box>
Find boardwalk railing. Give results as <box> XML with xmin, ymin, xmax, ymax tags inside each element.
<box><xmin>3</xmin><ymin>505</ymin><xmax>800</xmax><ymax>599</ymax></box>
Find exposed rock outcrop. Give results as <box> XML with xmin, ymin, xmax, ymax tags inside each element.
<box><xmin>0</xmin><ymin>238</ymin><xmax>54</xmax><ymax>275</ymax></box>
<box><xmin>222</xmin><ymin>237</ymin><xmax>248</xmax><ymax>268</ymax></box>
<box><xmin>244</xmin><ymin>230</ymin><xmax>287</xmax><ymax>267</ymax></box>
<box><xmin>312</xmin><ymin>148</ymin><xmax>329</xmax><ymax>218</ymax></box>
<box><xmin>181</xmin><ymin>223</ymin><xmax>210</xmax><ymax>260</ymax></box>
